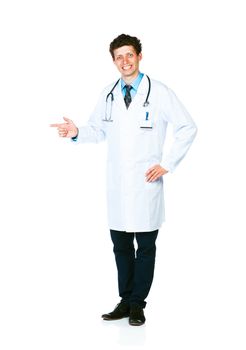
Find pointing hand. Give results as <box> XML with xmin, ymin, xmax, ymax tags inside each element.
<box><xmin>50</xmin><ymin>117</ymin><xmax>78</xmax><ymax>138</ymax></box>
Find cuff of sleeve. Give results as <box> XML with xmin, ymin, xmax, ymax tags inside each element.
<box><xmin>71</xmin><ymin>130</ymin><xmax>79</xmax><ymax>142</ymax></box>
<box><xmin>161</xmin><ymin>162</ymin><xmax>173</xmax><ymax>174</ymax></box>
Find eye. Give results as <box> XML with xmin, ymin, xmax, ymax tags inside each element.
<box><xmin>127</xmin><ymin>53</ymin><xmax>133</xmax><ymax>58</ymax></box>
<box><xmin>116</xmin><ymin>56</ymin><xmax>123</xmax><ymax>61</ymax></box>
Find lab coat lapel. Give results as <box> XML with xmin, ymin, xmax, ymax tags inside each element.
<box><xmin>128</xmin><ymin>74</ymin><xmax>149</xmax><ymax>111</ymax></box>
<box><xmin>112</xmin><ymin>81</ymin><xmax>125</xmax><ymax>109</ymax></box>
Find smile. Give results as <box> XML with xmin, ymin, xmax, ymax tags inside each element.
<box><xmin>122</xmin><ymin>65</ymin><xmax>132</xmax><ymax>70</ymax></box>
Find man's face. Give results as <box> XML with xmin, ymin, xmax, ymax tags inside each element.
<box><xmin>113</xmin><ymin>45</ymin><xmax>142</xmax><ymax>80</ymax></box>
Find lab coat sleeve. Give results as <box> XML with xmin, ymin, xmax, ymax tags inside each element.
<box><xmin>161</xmin><ymin>87</ymin><xmax>197</xmax><ymax>173</ymax></box>
<box><xmin>71</xmin><ymin>92</ymin><xmax>106</xmax><ymax>144</ymax></box>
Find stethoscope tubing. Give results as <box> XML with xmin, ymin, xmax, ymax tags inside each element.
<box><xmin>106</xmin><ymin>75</ymin><xmax>151</xmax><ymax>107</ymax></box>
<box><xmin>103</xmin><ymin>75</ymin><xmax>151</xmax><ymax>122</ymax></box>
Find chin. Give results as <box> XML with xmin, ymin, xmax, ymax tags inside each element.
<box><xmin>122</xmin><ymin>70</ymin><xmax>135</xmax><ymax>77</ymax></box>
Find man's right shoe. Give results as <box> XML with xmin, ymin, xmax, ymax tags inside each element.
<box><xmin>101</xmin><ymin>302</ymin><xmax>130</xmax><ymax>320</ymax></box>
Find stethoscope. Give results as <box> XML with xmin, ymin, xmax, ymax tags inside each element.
<box><xmin>103</xmin><ymin>75</ymin><xmax>151</xmax><ymax>122</ymax></box>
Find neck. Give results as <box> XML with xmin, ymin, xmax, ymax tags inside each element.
<box><xmin>122</xmin><ymin>71</ymin><xmax>139</xmax><ymax>85</ymax></box>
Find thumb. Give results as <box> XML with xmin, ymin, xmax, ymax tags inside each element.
<box><xmin>63</xmin><ymin>116</ymin><xmax>73</xmax><ymax>124</ymax></box>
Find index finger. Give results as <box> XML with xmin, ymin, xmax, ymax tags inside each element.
<box><xmin>50</xmin><ymin>123</ymin><xmax>62</xmax><ymax>127</ymax></box>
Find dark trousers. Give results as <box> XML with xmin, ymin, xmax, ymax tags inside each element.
<box><xmin>110</xmin><ymin>229</ymin><xmax>158</xmax><ymax>308</ymax></box>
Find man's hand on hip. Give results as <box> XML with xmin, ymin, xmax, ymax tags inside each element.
<box><xmin>145</xmin><ymin>164</ymin><xmax>168</xmax><ymax>182</ymax></box>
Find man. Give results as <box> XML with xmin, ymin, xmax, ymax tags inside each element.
<box><xmin>50</xmin><ymin>34</ymin><xmax>197</xmax><ymax>326</ymax></box>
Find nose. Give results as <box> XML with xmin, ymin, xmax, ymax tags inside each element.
<box><xmin>123</xmin><ymin>55</ymin><xmax>129</xmax><ymax>64</ymax></box>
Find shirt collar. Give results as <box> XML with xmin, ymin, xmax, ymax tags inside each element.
<box><xmin>121</xmin><ymin>72</ymin><xmax>144</xmax><ymax>92</ymax></box>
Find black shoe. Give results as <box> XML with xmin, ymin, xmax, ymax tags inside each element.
<box><xmin>129</xmin><ymin>304</ymin><xmax>146</xmax><ymax>326</ymax></box>
<box><xmin>102</xmin><ymin>302</ymin><xmax>130</xmax><ymax>320</ymax></box>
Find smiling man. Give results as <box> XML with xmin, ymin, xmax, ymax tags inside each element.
<box><xmin>50</xmin><ymin>34</ymin><xmax>197</xmax><ymax>326</ymax></box>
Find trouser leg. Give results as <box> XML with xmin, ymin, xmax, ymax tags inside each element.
<box><xmin>130</xmin><ymin>230</ymin><xmax>158</xmax><ymax>308</ymax></box>
<box><xmin>110</xmin><ymin>229</ymin><xmax>135</xmax><ymax>304</ymax></box>
<box><xmin>110</xmin><ymin>229</ymin><xmax>159</xmax><ymax>308</ymax></box>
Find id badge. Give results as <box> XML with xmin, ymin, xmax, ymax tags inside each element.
<box><xmin>140</xmin><ymin>112</ymin><xmax>153</xmax><ymax>129</ymax></box>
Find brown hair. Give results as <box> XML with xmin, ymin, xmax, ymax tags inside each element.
<box><xmin>109</xmin><ymin>34</ymin><xmax>142</xmax><ymax>59</ymax></box>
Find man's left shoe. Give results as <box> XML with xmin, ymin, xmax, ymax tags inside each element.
<box><xmin>129</xmin><ymin>304</ymin><xmax>146</xmax><ymax>326</ymax></box>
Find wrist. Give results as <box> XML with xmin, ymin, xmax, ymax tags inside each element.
<box><xmin>71</xmin><ymin>128</ymin><xmax>79</xmax><ymax>140</ymax></box>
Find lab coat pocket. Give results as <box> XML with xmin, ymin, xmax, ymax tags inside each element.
<box><xmin>137</xmin><ymin>110</ymin><xmax>155</xmax><ymax>132</ymax></box>
<box><xmin>139</xmin><ymin>126</ymin><xmax>154</xmax><ymax>136</ymax></box>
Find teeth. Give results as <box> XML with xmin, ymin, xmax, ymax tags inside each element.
<box><xmin>123</xmin><ymin>65</ymin><xmax>131</xmax><ymax>70</ymax></box>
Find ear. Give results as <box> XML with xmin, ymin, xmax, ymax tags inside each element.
<box><xmin>138</xmin><ymin>53</ymin><xmax>143</xmax><ymax>61</ymax></box>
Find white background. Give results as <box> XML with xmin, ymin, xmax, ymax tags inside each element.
<box><xmin>0</xmin><ymin>0</ymin><xmax>245</xmax><ymax>349</ymax></box>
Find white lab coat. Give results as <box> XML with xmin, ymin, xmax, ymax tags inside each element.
<box><xmin>73</xmin><ymin>75</ymin><xmax>197</xmax><ymax>232</ymax></box>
